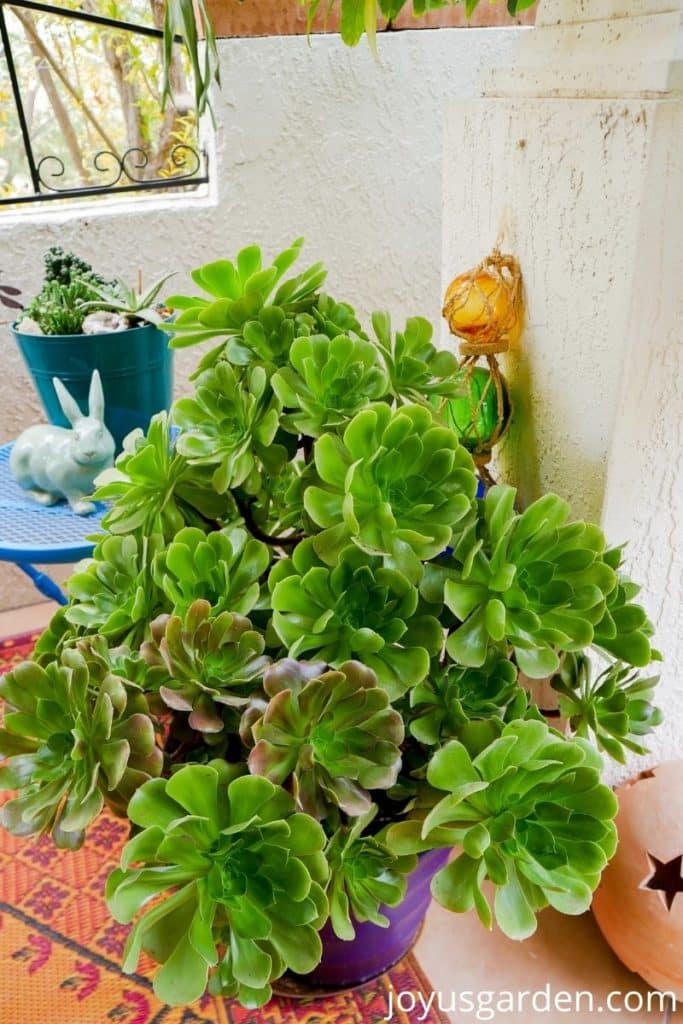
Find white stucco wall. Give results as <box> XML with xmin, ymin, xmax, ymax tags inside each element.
<box><xmin>0</xmin><ymin>27</ymin><xmax>521</xmax><ymax>611</ymax></box>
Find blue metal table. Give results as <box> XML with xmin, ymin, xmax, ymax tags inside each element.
<box><xmin>0</xmin><ymin>442</ymin><xmax>107</xmax><ymax>604</ymax></box>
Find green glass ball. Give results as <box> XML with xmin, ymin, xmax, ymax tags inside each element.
<box><xmin>436</xmin><ymin>366</ymin><xmax>510</xmax><ymax>452</ymax></box>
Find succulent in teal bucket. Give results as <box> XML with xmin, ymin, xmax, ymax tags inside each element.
<box><xmin>13</xmin><ymin>248</ymin><xmax>174</xmax><ymax>451</ymax></box>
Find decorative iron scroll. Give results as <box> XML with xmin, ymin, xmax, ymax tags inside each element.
<box><xmin>34</xmin><ymin>145</ymin><xmax>205</xmax><ymax>195</ymax></box>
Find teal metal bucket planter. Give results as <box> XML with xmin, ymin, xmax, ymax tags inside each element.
<box><xmin>13</xmin><ymin>323</ymin><xmax>173</xmax><ymax>452</ymax></box>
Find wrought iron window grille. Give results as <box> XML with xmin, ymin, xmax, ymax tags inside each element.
<box><xmin>0</xmin><ymin>0</ymin><xmax>209</xmax><ymax>206</ymax></box>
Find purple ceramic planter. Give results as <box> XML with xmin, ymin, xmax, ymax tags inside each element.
<box><xmin>307</xmin><ymin>847</ymin><xmax>451</xmax><ymax>988</ymax></box>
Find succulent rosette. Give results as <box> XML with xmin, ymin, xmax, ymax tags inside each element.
<box><xmin>221</xmin><ymin>305</ymin><xmax>301</xmax><ymax>369</ymax></box>
<box><xmin>199</xmin><ymin>294</ymin><xmax>361</xmax><ymax>376</ymax></box>
<box><xmin>0</xmin><ymin>645</ymin><xmax>162</xmax><ymax>848</ymax></box>
<box><xmin>106</xmin><ymin>765</ymin><xmax>329</xmax><ymax>1007</ymax></box>
<box><xmin>269</xmin><ymin>540</ymin><xmax>442</xmax><ymax>700</ymax></box>
<box><xmin>32</xmin><ymin>605</ymin><xmax>80</xmax><ymax>664</ymax></box>
<box><xmin>152</xmin><ymin>525</ymin><xmax>270</xmax><ymax>619</ymax></box>
<box><xmin>66</xmin><ymin>534</ymin><xmax>163</xmax><ymax>644</ymax></box>
<box><xmin>141</xmin><ymin>599</ymin><xmax>270</xmax><ymax>735</ymax></box>
<box><xmin>387</xmin><ymin>719</ymin><xmax>618</xmax><ymax>940</ymax></box>
<box><xmin>325</xmin><ymin>808</ymin><xmax>416</xmax><ymax>939</ymax></box>
<box><xmin>593</xmin><ymin>546</ymin><xmax>657</xmax><ymax>666</ymax></box>
<box><xmin>441</xmin><ymin>485</ymin><xmax>654</xmax><ymax>678</ymax></box>
<box><xmin>272</xmin><ymin>334</ymin><xmax>389</xmax><ymax>437</ymax></box>
<box><xmin>246</xmin><ymin>659</ymin><xmax>404</xmax><ymax>818</ymax></box>
<box><xmin>173</xmin><ymin>363</ymin><xmax>285</xmax><ymax>494</ymax></box>
<box><xmin>551</xmin><ymin>653</ymin><xmax>662</xmax><ymax>763</ymax></box>
<box><xmin>95</xmin><ymin>412</ymin><xmax>228</xmax><ymax>540</ymax></box>
<box><xmin>409</xmin><ymin>655</ymin><xmax>526</xmax><ymax>746</ymax></box>
<box><xmin>371</xmin><ymin>312</ymin><xmax>464</xmax><ymax>404</ymax></box>
<box><xmin>166</xmin><ymin>239</ymin><xmax>327</xmax><ymax>350</ymax></box>
<box><xmin>306</xmin><ymin>293</ymin><xmax>365</xmax><ymax>339</ymax></box>
<box><xmin>304</xmin><ymin>403</ymin><xmax>477</xmax><ymax>581</ymax></box>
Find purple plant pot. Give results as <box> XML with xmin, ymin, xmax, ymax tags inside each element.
<box><xmin>306</xmin><ymin>847</ymin><xmax>451</xmax><ymax>989</ymax></box>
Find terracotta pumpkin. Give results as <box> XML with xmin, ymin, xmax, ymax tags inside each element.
<box><xmin>592</xmin><ymin>761</ymin><xmax>683</xmax><ymax>999</ymax></box>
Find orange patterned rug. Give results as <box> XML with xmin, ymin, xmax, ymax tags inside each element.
<box><xmin>0</xmin><ymin>632</ymin><xmax>448</xmax><ymax>1024</ymax></box>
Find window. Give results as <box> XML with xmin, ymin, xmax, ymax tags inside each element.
<box><xmin>0</xmin><ymin>0</ymin><xmax>208</xmax><ymax>207</ymax></box>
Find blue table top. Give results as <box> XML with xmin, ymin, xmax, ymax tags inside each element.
<box><xmin>0</xmin><ymin>442</ymin><xmax>107</xmax><ymax>563</ymax></box>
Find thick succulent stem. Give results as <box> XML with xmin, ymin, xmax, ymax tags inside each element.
<box><xmin>234</xmin><ymin>493</ymin><xmax>304</xmax><ymax>549</ymax></box>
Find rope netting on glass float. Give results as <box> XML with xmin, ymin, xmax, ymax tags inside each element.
<box><xmin>439</xmin><ymin>248</ymin><xmax>523</xmax><ymax>488</ymax></box>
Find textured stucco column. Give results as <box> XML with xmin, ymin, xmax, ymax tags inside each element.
<box><xmin>441</xmin><ymin>0</ymin><xmax>683</xmax><ymax>776</ymax></box>
<box><xmin>599</xmin><ymin>104</ymin><xmax>683</xmax><ymax>773</ymax></box>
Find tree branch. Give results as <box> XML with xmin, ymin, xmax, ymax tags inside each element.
<box><xmin>100</xmin><ymin>32</ymin><xmax>146</xmax><ymax>161</ymax></box>
<box><xmin>12</xmin><ymin>8</ymin><xmax>120</xmax><ymax>156</ymax></box>
<box><xmin>16</xmin><ymin>11</ymin><xmax>90</xmax><ymax>184</ymax></box>
<box><xmin>75</xmin><ymin>0</ymin><xmax>146</xmax><ymax>165</ymax></box>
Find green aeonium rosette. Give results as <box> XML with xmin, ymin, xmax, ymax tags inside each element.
<box><xmin>152</xmin><ymin>525</ymin><xmax>270</xmax><ymax>619</ymax></box>
<box><xmin>304</xmin><ymin>402</ymin><xmax>477</xmax><ymax>581</ymax></box>
<box><xmin>408</xmin><ymin>655</ymin><xmax>527</xmax><ymax>746</ymax></box>
<box><xmin>371</xmin><ymin>312</ymin><xmax>463</xmax><ymax>405</ymax></box>
<box><xmin>245</xmin><ymin>659</ymin><xmax>404</xmax><ymax>819</ymax></box>
<box><xmin>387</xmin><ymin>719</ymin><xmax>618</xmax><ymax>940</ymax></box>
<box><xmin>173</xmin><ymin>363</ymin><xmax>285</xmax><ymax>494</ymax></box>
<box><xmin>325</xmin><ymin>807</ymin><xmax>416</xmax><ymax>940</ymax></box>
<box><xmin>165</xmin><ymin>238</ymin><xmax>327</xmax><ymax>351</ymax></box>
<box><xmin>271</xmin><ymin>333</ymin><xmax>389</xmax><ymax>437</ymax></box>
<box><xmin>438</xmin><ymin>485</ymin><xmax>654</xmax><ymax>677</ymax></box>
<box><xmin>0</xmin><ymin>644</ymin><xmax>162</xmax><ymax>848</ymax></box>
<box><xmin>106</xmin><ymin>765</ymin><xmax>329</xmax><ymax>1007</ymax></box>
<box><xmin>194</xmin><ymin>293</ymin><xmax>361</xmax><ymax>377</ymax></box>
<box><xmin>268</xmin><ymin>540</ymin><xmax>443</xmax><ymax>700</ymax></box>
<box><xmin>65</xmin><ymin>534</ymin><xmax>163</xmax><ymax>645</ymax></box>
<box><xmin>551</xmin><ymin>653</ymin><xmax>662</xmax><ymax>763</ymax></box>
<box><xmin>94</xmin><ymin>412</ymin><xmax>229</xmax><ymax>540</ymax></box>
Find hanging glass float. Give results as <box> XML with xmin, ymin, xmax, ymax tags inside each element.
<box><xmin>443</xmin><ymin>251</ymin><xmax>522</xmax><ymax>353</ymax></box>
<box><xmin>440</xmin><ymin>248</ymin><xmax>523</xmax><ymax>484</ymax></box>
<box><xmin>436</xmin><ymin>364</ymin><xmax>511</xmax><ymax>453</ymax></box>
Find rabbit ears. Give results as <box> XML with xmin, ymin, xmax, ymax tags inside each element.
<box><xmin>52</xmin><ymin>370</ymin><xmax>105</xmax><ymax>425</ymax></box>
<box><xmin>88</xmin><ymin>370</ymin><xmax>105</xmax><ymax>421</ymax></box>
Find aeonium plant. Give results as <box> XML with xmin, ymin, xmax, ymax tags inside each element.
<box><xmin>0</xmin><ymin>240</ymin><xmax>662</xmax><ymax>1008</ymax></box>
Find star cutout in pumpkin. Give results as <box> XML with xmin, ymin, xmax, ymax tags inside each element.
<box><xmin>644</xmin><ymin>852</ymin><xmax>683</xmax><ymax>911</ymax></box>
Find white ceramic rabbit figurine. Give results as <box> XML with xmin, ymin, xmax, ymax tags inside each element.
<box><xmin>10</xmin><ymin>370</ymin><xmax>115</xmax><ymax>515</ymax></box>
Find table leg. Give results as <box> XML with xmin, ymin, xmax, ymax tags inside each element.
<box><xmin>16</xmin><ymin>563</ymin><xmax>67</xmax><ymax>605</ymax></box>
